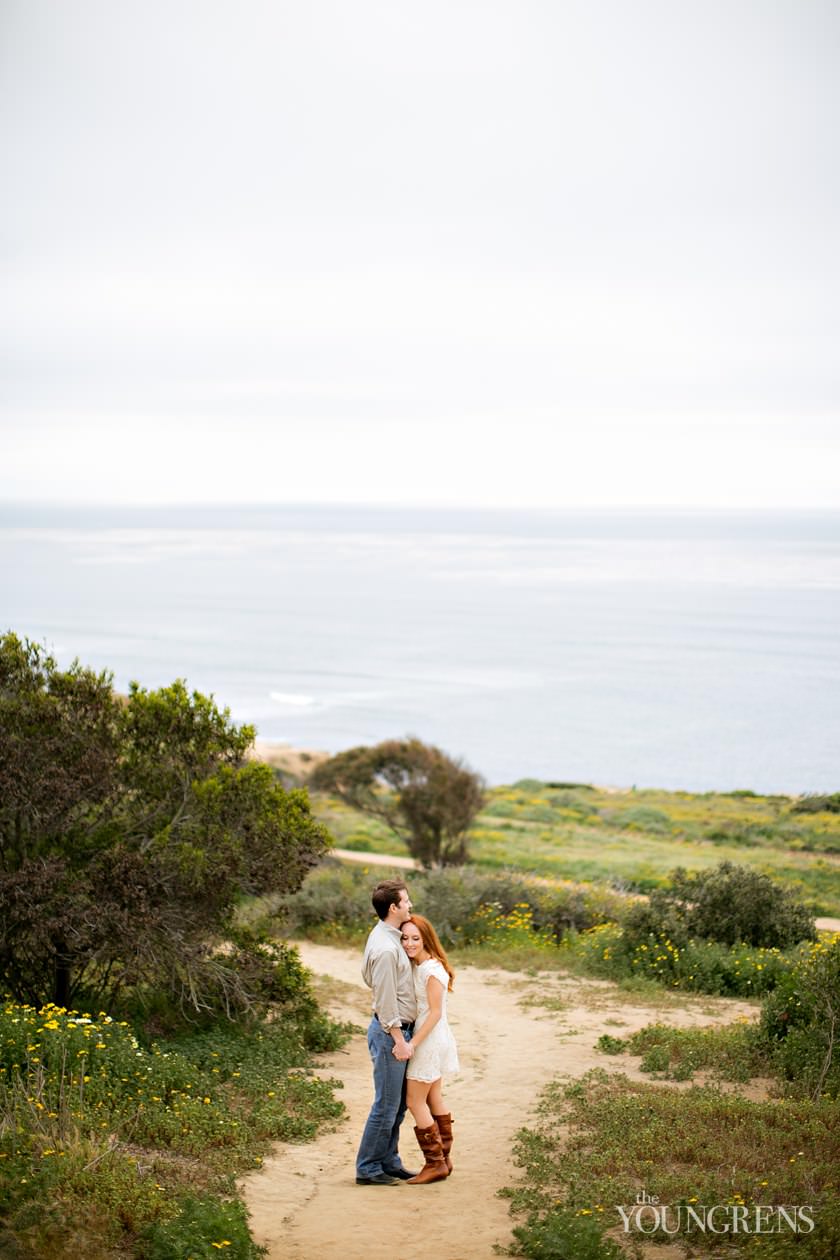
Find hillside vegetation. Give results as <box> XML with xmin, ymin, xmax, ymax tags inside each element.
<box><xmin>313</xmin><ymin>780</ymin><xmax>840</xmax><ymax>915</ymax></box>
<box><xmin>299</xmin><ymin>778</ymin><xmax>840</xmax><ymax>1260</ymax></box>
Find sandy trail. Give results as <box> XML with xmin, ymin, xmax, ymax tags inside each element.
<box><xmin>241</xmin><ymin>942</ymin><xmax>761</xmax><ymax>1260</ymax></box>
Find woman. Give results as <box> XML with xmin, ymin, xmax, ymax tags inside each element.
<box><xmin>399</xmin><ymin>913</ymin><xmax>459</xmax><ymax>1185</ymax></box>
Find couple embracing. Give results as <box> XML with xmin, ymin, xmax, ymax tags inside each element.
<box><xmin>356</xmin><ymin>879</ymin><xmax>459</xmax><ymax>1186</ymax></box>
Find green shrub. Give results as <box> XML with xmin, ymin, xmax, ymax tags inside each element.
<box><xmin>791</xmin><ymin>793</ymin><xmax>840</xmax><ymax>815</ymax></box>
<box><xmin>768</xmin><ymin>820</ymin><xmax>840</xmax><ymax>852</ymax></box>
<box><xmin>559</xmin><ymin>923</ymin><xmax>629</xmax><ymax>981</ymax></box>
<box><xmin>508</xmin><ymin>1206</ymin><xmax>623</xmax><ymax>1260</ymax></box>
<box><xmin>278</xmin><ymin>863</ymin><xmax>378</xmax><ymax>937</ymax></box>
<box><xmin>415</xmin><ymin>867</ymin><xmax>540</xmax><ymax>944</ymax></box>
<box><xmin>142</xmin><ymin>1194</ymin><xmax>263</xmax><ymax>1260</ymax></box>
<box><xmin>759</xmin><ymin>933</ymin><xmax>840</xmax><ymax>1098</ymax></box>
<box><xmin>627</xmin><ymin>933</ymin><xmax>794</xmax><ymax>996</ymax></box>
<box><xmin>625</xmin><ymin>861</ymin><xmax>815</xmax><ymax>951</ymax></box>
<box><xmin>532</xmin><ymin>889</ymin><xmax>618</xmax><ymax>942</ymax></box>
<box><xmin>563</xmin><ymin>922</ymin><xmax>798</xmax><ymax>997</ymax></box>
<box><xmin>544</xmin><ymin>791</ymin><xmax>599</xmax><ymax>819</ymax></box>
<box><xmin>401</xmin><ymin>867</ymin><xmax>555</xmax><ymax>948</ymax></box>
<box><xmin>622</xmin><ymin>898</ymin><xmax>688</xmax><ymax>951</ymax></box>
<box><xmin>703</xmin><ymin>822</ymin><xmax>763</xmax><ymax>846</ymax></box>
<box><xmin>596</xmin><ymin>1034</ymin><xmax>625</xmax><ymax>1055</ymax></box>
<box><xmin>622</xmin><ymin>1021</ymin><xmax>764</xmax><ymax>1082</ymax></box>
<box><xmin>545</xmin><ymin>781</ymin><xmax>594</xmax><ymax>791</ymax></box>
<box><xmin>281</xmin><ymin>863</ymin><xmax>630</xmax><ymax>949</ymax></box>
<box><xmin>466</xmin><ymin>902</ymin><xmax>555</xmax><ymax>951</ymax></box>
<box><xmin>339</xmin><ymin>831</ymin><xmax>384</xmax><ymax>851</ymax></box>
<box><xmin>481</xmin><ymin>799</ymin><xmax>519</xmax><ymax>818</ymax></box>
<box><xmin>223</xmin><ymin>930</ymin><xmax>343</xmax><ymax>1050</ymax></box>
<box><xmin>0</xmin><ymin>989</ymin><xmax>345</xmax><ymax>1257</ymax></box>
<box><xmin>605</xmin><ymin>805</ymin><xmax>672</xmax><ymax>834</ymax></box>
<box><xmin>526</xmin><ymin>804</ymin><xmax>564</xmax><ymax>823</ymax></box>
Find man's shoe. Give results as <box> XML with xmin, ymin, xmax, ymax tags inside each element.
<box><xmin>355</xmin><ymin>1173</ymin><xmax>401</xmax><ymax>1185</ymax></box>
<box><xmin>384</xmin><ymin>1167</ymin><xmax>419</xmax><ymax>1180</ymax></box>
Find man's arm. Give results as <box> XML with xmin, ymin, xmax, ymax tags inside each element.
<box><xmin>369</xmin><ymin>950</ymin><xmax>413</xmax><ymax>1059</ymax></box>
<box><xmin>390</xmin><ymin>1029</ymin><xmax>413</xmax><ymax>1060</ymax></box>
<box><xmin>369</xmin><ymin>950</ymin><xmax>400</xmax><ymax>1028</ymax></box>
<box><xmin>370</xmin><ymin>947</ymin><xmax>418</xmax><ymax>1058</ymax></box>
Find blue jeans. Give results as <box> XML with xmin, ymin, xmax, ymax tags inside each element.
<box><xmin>356</xmin><ymin>1017</ymin><xmax>412</xmax><ymax>1178</ymax></box>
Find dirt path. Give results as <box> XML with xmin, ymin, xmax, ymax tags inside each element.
<box><xmin>241</xmin><ymin>943</ymin><xmax>762</xmax><ymax>1259</ymax></box>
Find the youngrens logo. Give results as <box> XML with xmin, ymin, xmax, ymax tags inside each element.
<box><xmin>616</xmin><ymin>1190</ymin><xmax>815</xmax><ymax>1235</ymax></box>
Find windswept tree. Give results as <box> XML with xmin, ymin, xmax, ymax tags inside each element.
<box><xmin>0</xmin><ymin>632</ymin><xmax>330</xmax><ymax>1013</ymax></box>
<box><xmin>309</xmin><ymin>737</ymin><xmax>485</xmax><ymax>867</ymax></box>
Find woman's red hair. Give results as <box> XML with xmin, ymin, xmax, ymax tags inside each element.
<box><xmin>404</xmin><ymin>913</ymin><xmax>455</xmax><ymax>990</ymax></box>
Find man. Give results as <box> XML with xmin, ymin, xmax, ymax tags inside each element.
<box><xmin>356</xmin><ymin>878</ymin><xmax>418</xmax><ymax>1185</ymax></box>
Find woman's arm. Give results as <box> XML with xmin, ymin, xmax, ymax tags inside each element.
<box><xmin>410</xmin><ymin>974</ymin><xmax>444</xmax><ymax>1051</ymax></box>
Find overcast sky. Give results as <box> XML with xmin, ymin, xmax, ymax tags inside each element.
<box><xmin>2</xmin><ymin>0</ymin><xmax>838</xmax><ymax>509</ymax></box>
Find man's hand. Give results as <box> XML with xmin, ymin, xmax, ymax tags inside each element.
<box><xmin>391</xmin><ymin>1037</ymin><xmax>413</xmax><ymax>1061</ymax></box>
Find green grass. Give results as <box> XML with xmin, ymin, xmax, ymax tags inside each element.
<box><xmin>503</xmin><ymin>1069</ymin><xmax>840</xmax><ymax>1258</ymax></box>
<box><xmin>597</xmin><ymin>1019</ymin><xmax>765</xmax><ymax>1083</ymax></box>
<box><xmin>310</xmin><ymin>783</ymin><xmax>840</xmax><ymax>915</ymax></box>
<box><xmin>0</xmin><ymin>996</ymin><xmax>347</xmax><ymax>1258</ymax></box>
<box><xmin>313</xmin><ymin>800</ymin><xmax>411</xmax><ymax>856</ymax></box>
<box><xmin>559</xmin><ymin>921</ymin><xmax>830</xmax><ymax>998</ymax></box>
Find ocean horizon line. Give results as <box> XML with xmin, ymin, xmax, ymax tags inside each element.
<box><xmin>3</xmin><ymin>501</ymin><xmax>840</xmax><ymax>539</ymax></box>
<box><xmin>3</xmin><ymin>498</ymin><xmax>840</xmax><ymax>515</ymax></box>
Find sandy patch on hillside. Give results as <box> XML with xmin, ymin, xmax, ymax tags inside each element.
<box><xmin>248</xmin><ymin>741</ymin><xmax>331</xmax><ymax>781</ymax></box>
<box><xmin>240</xmin><ymin>943</ymin><xmax>762</xmax><ymax>1260</ymax></box>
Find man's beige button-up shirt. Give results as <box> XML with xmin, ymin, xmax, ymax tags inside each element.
<box><xmin>361</xmin><ymin>920</ymin><xmax>417</xmax><ymax>1031</ymax></box>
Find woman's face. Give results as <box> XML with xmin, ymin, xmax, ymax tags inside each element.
<box><xmin>401</xmin><ymin>922</ymin><xmax>425</xmax><ymax>962</ymax></box>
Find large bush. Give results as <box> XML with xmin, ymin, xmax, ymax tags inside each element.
<box><xmin>759</xmin><ymin>934</ymin><xmax>840</xmax><ymax>1099</ymax></box>
<box><xmin>791</xmin><ymin>792</ymin><xmax>840</xmax><ymax>815</ymax></box>
<box><xmin>563</xmin><ymin>922</ymin><xmax>797</xmax><ymax>997</ymax></box>
<box><xmin>0</xmin><ymin>633</ymin><xmax>330</xmax><ymax>1015</ymax></box>
<box><xmin>624</xmin><ymin>861</ymin><xmax>815</xmax><ymax>951</ymax></box>
<box><xmin>281</xmin><ymin>861</ymin><xmax>629</xmax><ymax>946</ymax></box>
<box><xmin>276</xmin><ymin>863</ymin><xmax>381</xmax><ymax>937</ymax></box>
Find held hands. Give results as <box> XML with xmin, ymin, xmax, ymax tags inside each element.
<box><xmin>391</xmin><ymin>1038</ymin><xmax>413</xmax><ymax>1061</ymax></box>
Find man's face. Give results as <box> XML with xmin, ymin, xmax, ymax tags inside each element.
<box><xmin>392</xmin><ymin>888</ymin><xmax>412</xmax><ymax>923</ymax></box>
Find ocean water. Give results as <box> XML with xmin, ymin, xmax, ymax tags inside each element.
<box><xmin>2</xmin><ymin>504</ymin><xmax>839</xmax><ymax>793</ymax></box>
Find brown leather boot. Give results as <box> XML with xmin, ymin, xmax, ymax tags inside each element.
<box><xmin>406</xmin><ymin>1122</ymin><xmax>449</xmax><ymax>1184</ymax></box>
<box><xmin>433</xmin><ymin>1112</ymin><xmax>453</xmax><ymax>1174</ymax></box>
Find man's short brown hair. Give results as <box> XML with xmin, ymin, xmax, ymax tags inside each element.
<box><xmin>371</xmin><ymin>879</ymin><xmax>408</xmax><ymax>920</ymax></box>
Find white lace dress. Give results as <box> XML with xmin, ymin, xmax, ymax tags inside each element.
<box><xmin>406</xmin><ymin>958</ymin><xmax>460</xmax><ymax>1082</ymax></box>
